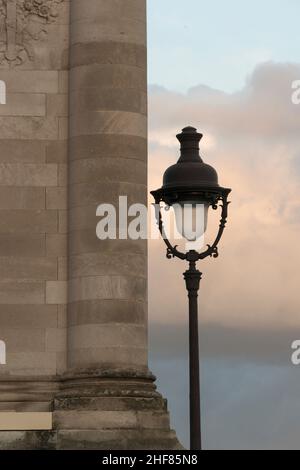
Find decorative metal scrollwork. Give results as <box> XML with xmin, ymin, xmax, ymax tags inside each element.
<box><xmin>153</xmin><ymin>192</ymin><xmax>230</xmax><ymax>262</ymax></box>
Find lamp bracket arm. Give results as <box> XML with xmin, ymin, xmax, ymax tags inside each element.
<box><xmin>153</xmin><ymin>201</ymin><xmax>187</xmax><ymax>260</ymax></box>
<box><xmin>198</xmin><ymin>196</ymin><xmax>230</xmax><ymax>260</ymax></box>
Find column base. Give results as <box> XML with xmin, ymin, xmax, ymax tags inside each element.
<box><xmin>53</xmin><ymin>367</ymin><xmax>183</xmax><ymax>450</ymax></box>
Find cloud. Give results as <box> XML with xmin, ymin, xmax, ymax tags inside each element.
<box><xmin>151</xmin><ymin>355</ymin><xmax>300</xmax><ymax>450</ymax></box>
<box><xmin>149</xmin><ymin>62</ymin><xmax>300</xmax><ymax>333</ymax></box>
<box><xmin>150</xmin><ymin>321</ymin><xmax>300</xmax><ymax>449</ymax></box>
<box><xmin>148</xmin><ymin>62</ymin><xmax>300</xmax><ymax>449</ymax></box>
<box><xmin>149</xmin><ymin>62</ymin><xmax>300</xmax><ymax>137</ymax></box>
<box><xmin>150</xmin><ymin>322</ymin><xmax>299</xmax><ymax>366</ymax></box>
<box><xmin>202</xmin><ymin>359</ymin><xmax>300</xmax><ymax>450</ymax></box>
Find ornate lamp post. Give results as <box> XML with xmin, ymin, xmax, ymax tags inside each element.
<box><xmin>151</xmin><ymin>126</ymin><xmax>231</xmax><ymax>451</ymax></box>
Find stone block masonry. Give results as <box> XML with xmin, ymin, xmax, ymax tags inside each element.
<box><xmin>0</xmin><ymin>0</ymin><xmax>69</xmax><ymax>383</ymax></box>
<box><xmin>0</xmin><ymin>0</ymin><xmax>182</xmax><ymax>450</ymax></box>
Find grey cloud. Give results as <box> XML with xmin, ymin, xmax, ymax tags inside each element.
<box><xmin>149</xmin><ymin>61</ymin><xmax>300</xmax><ymax>333</ymax></box>
<box><xmin>148</xmin><ymin>61</ymin><xmax>300</xmax><ymax>449</ymax></box>
<box><xmin>150</xmin><ymin>322</ymin><xmax>300</xmax><ymax>366</ymax></box>
<box><xmin>149</xmin><ymin>61</ymin><xmax>300</xmax><ymax>138</ymax></box>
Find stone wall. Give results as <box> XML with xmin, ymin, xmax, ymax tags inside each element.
<box><xmin>0</xmin><ymin>0</ymin><xmax>69</xmax><ymax>389</ymax></box>
<box><xmin>0</xmin><ymin>0</ymin><xmax>181</xmax><ymax>449</ymax></box>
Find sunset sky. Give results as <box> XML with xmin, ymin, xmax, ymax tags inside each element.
<box><xmin>147</xmin><ymin>0</ymin><xmax>300</xmax><ymax>449</ymax></box>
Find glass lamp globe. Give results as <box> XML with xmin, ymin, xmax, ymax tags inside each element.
<box><xmin>173</xmin><ymin>202</ymin><xmax>209</xmax><ymax>242</ymax></box>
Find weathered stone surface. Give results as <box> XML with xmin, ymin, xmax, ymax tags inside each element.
<box><xmin>0</xmin><ymin>257</ymin><xmax>57</xmax><ymax>280</ymax></box>
<box><xmin>45</xmin><ymin>328</ymin><xmax>66</xmax><ymax>353</ymax></box>
<box><xmin>0</xmin><ymin>234</ymin><xmax>45</xmax><ymax>257</ymax></box>
<box><xmin>0</xmin><ymin>0</ymin><xmax>181</xmax><ymax>450</ymax></box>
<box><xmin>68</xmin><ymin>299</ymin><xmax>146</xmax><ymax>326</ymax></box>
<box><xmin>0</xmin><ymin>0</ymin><xmax>68</xmax><ymax>384</ymax></box>
<box><xmin>58</xmin><ymin>164</ymin><xmax>67</xmax><ymax>186</ymax></box>
<box><xmin>59</xmin><ymin>71</ymin><xmax>69</xmax><ymax>94</ymax></box>
<box><xmin>46</xmin><ymin>187</ymin><xmax>68</xmax><ymax>210</ymax></box>
<box><xmin>69</xmin><ymin>229</ymin><xmax>147</xmax><ymax>256</ymax></box>
<box><xmin>0</xmin><ymin>0</ymin><xmax>69</xmax><ymax>70</ymax></box>
<box><xmin>0</xmin><ymin>428</ymin><xmax>182</xmax><ymax>450</ymax></box>
<box><xmin>0</xmin><ymin>116</ymin><xmax>59</xmax><ymax>140</ymax></box>
<box><xmin>0</xmin><ymin>187</ymin><xmax>45</xmax><ymax>210</ymax></box>
<box><xmin>70</xmin><ymin>64</ymin><xmax>146</xmax><ymax>92</ymax></box>
<box><xmin>70</xmin><ymin>41</ymin><xmax>147</xmax><ymax>68</ymax></box>
<box><xmin>69</xmin><ymin>276</ymin><xmax>146</xmax><ymax>303</ymax></box>
<box><xmin>0</xmin><ymin>378</ymin><xmax>58</xmax><ymax>403</ymax></box>
<box><xmin>46</xmin><ymin>141</ymin><xmax>68</xmax><ymax>163</ymax></box>
<box><xmin>0</xmin><ymin>72</ymin><xmax>59</xmax><ymax>93</ymax></box>
<box><xmin>0</xmin><ymin>328</ymin><xmax>45</xmax><ymax>353</ymax></box>
<box><xmin>0</xmin><ymin>140</ymin><xmax>47</xmax><ymax>163</ymax></box>
<box><xmin>55</xmin><ymin>396</ymin><xmax>167</xmax><ymax>412</ymax></box>
<box><xmin>0</xmin><ymin>94</ymin><xmax>46</xmax><ymax>117</ymax></box>
<box><xmin>67</xmin><ymin>348</ymin><xmax>148</xmax><ymax>370</ymax></box>
<box><xmin>70</xmin><ymin>157</ymin><xmax>146</xmax><ymax>184</ymax></box>
<box><xmin>46</xmin><ymin>281</ymin><xmax>67</xmax><ymax>305</ymax></box>
<box><xmin>58</xmin><ymin>257</ymin><xmax>67</xmax><ymax>281</ymax></box>
<box><xmin>56</xmin><ymin>429</ymin><xmax>181</xmax><ymax>450</ymax></box>
<box><xmin>68</xmin><ymin>324</ymin><xmax>147</xmax><ymax>350</ymax></box>
<box><xmin>58</xmin><ymin>118</ymin><xmax>68</xmax><ymax>140</ymax></box>
<box><xmin>58</xmin><ymin>210</ymin><xmax>68</xmax><ymax>234</ymax></box>
<box><xmin>69</xmin><ymin>134</ymin><xmax>147</xmax><ymax>162</ymax></box>
<box><xmin>55</xmin><ymin>410</ymin><xmax>139</xmax><ymax>430</ymax></box>
<box><xmin>0</xmin><ymin>281</ymin><xmax>44</xmax><ymax>305</ymax></box>
<box><xmin>0</xmin><ymin>163</ymin><xmax>57</xmax><ymax>186</ymax></box>
<box><xmin>70</xmin><ymin>110</ymin><xmax>147</xmax><ymax>139</ymax></box>
<box><xmin>46</xmin><ymin>234</ymin><xmax>67</xmax><ymax>257</ymax></box>
<box><xmin>0</xmin><ymin>431</ymin><xmax>56</xmax><ymax>450</ymax></box>
<box><xmin>57</xmin><ymin>305</ymin><xmax>67</xmax><ymax>328</ymax></box>
<box><xmin>69</xmin><ymin>180</ymin><xmax>146</xmax><ymax>208</ymax></box>
<box><xmin>0</xmin><ymin>210</ymin><xmax>58</xmax><ymax>234</ymax></box>
<box><xmin>0</xmin><ymin>402</ymin><xmax>52</xmax><ymax>412</ymax></box>
<box><xmin>1</xmin><ymin>352</ymin><xmax>57</xmax><ymax>376</ymax></box>
<box><xmin>0</xmin><ymin>306</ymin><xmax>58</xmax><ymax>328</ymax></box>
<box><xmin>71</xmin><ymin>88</ymin><xmax>146</xmax><ymax>115</ymax></box>
<box><xmin>71</xmin><ymin>20</ymin><xmax>146</xmax><ymax>48</ymax></box>
<box><xmin>69</xmin><ymin>252</ymin><xmax>147</xmax><ymax>278</ymax></box>
<box><xmin>47</xmin><ymin>94</ymin><xmax>68</xmax><ymax>117</ymax></box>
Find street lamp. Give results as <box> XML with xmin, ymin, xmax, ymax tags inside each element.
<box><xmin>151</xmin><ymin>126</ymin><xmax>231</xmax><ymax>451</ymax></box>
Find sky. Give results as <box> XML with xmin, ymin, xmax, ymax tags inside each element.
<box><xmin>148</xmin><ymin>0</ymin><xmax>300</xmax><ymax>93</ymax></box>
<box><xmin>147</xmin><ymin>0</ymin><xmax>300</xmax><ymax>449</ymax></box>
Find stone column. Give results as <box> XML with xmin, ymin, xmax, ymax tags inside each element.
<box><xmin>54</xmin><ymin>0</ymin><xmax>181</xmax><ymax>450</ymax></box>
<box><xmin>67</xmin><ymin>0</ymin><xmax>148</xmax><ymax>374</ymax></box>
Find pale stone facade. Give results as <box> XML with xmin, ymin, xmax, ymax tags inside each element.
<box><xmin>0</xmin><ymin>0</ymin><xmax>181</xmax><ymax>449</ymax></box>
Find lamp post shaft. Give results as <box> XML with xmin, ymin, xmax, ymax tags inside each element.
<box><xmin>184</xmin><ymin>259</ymin><xmax>202</xmax><ymax>451</ymax></box>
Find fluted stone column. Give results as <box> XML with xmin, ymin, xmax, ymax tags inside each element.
<box><xmin>53</xmin><ymin>0</ymin><xmax>181</xmax><ymax>450</ymax></box>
